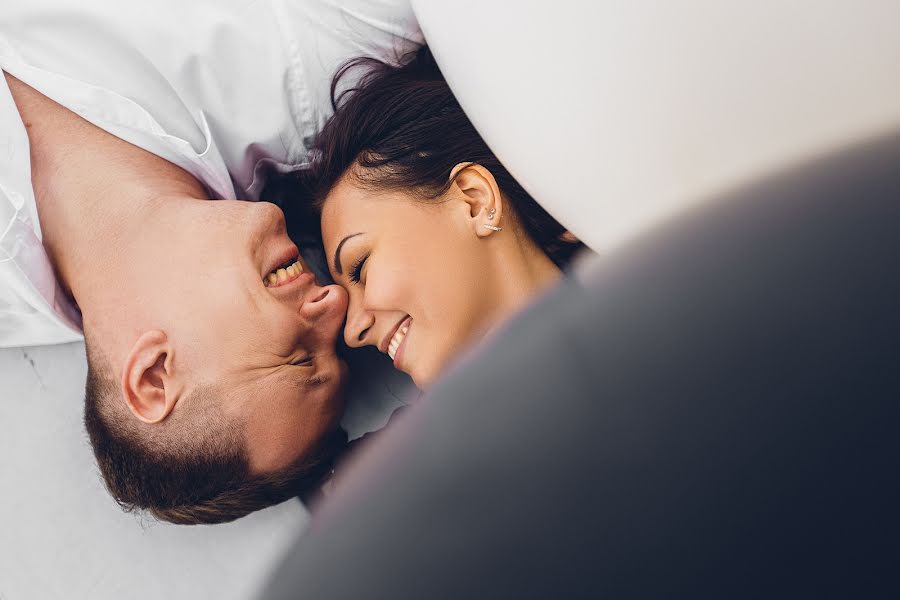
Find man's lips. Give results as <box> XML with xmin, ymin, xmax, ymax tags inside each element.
<box><xmin>267</xmin><ymin>269</ymin><xmax>315</xmax><ymax>290</ymax></box>
<box><xmin>263</xmin><ymin>243</ymin><xmax>300</xmax><ymax>280</ymax></box>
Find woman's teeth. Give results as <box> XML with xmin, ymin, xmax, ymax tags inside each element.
<box><xmin>265</xmin><ymin>260</ymin><xmax>304</xmax><ymax>287</ymax></box>
<box><xmin>388</xmin><ymin>321</ymin><xmax>410</xmax><ymax>360</ymax></box>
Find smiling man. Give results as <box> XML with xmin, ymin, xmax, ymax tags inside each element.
<box><xmin>0</xmin><ymin>0</ymin><xmax>421</xmax><ymax>523</ymax></box>
<box><xmin>7</xmin><ymin>73</ymin><xmax>349</xmax><ymax>523</ymax></box>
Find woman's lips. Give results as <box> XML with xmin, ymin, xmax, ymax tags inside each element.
<box><xmin>380</xmin><ymin>315</ymin><xmax>407</xmax><ymax>354</ymax></box>
<box><xmin>389</xmin><ymin>317</ymin><xmax>412</xmax><ymax>369</ymax></box>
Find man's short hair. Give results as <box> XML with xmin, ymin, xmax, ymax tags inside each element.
<box><xmin>82</xmin><ymin>341</ymin><xmax>342</xmax><ymax>525</ymax></box>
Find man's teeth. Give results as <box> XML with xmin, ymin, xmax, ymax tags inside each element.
<box><xmin>388</xmin><ymin>322</ymin><xmax>410</xmax><ymax>360</ymax></box>
<box><xmin>265</xmin><ymin>260</ymin><xmax>303</xmax><ymax>286</ymax></box>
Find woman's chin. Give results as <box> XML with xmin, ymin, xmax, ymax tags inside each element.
<box><xmin>404</xmin><ymin>360</ymin><xmax>438</xmax><ymax>391</ymax></box>
<box><xmin>401</xmin><ymin>342</ymin><xmax>466</xmax><ymax>390</ymax></box>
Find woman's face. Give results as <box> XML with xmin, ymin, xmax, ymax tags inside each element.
<box><xmin>321</xmin><ymin>174</ymin><xmax>504</xmax><ymax>388</ymax></box>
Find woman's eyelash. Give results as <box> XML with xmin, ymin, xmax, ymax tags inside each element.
<box><xmin>349</xmin><ymin>253</ymin><xmax>369</xmax><ymax>284</ymax></box>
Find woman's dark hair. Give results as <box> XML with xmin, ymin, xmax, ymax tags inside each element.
<box><xmin>305</xmin><ymin>45</ymin><xmax>584</xmax><ymax>269</ymax></box>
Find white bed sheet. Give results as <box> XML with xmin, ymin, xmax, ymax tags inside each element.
<box><xmin>0</xmin><ymin>343</ymin><xmax>309</xmax><ymax>600</ymax></box>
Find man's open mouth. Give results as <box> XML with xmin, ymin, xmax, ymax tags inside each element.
<box><xmin>264</xmin><ymin>256</ymin><xmax>305</xmax><ymax>287</ymax></box>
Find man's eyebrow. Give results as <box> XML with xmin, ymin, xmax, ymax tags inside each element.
<box><xmin>333</xmin><ymin>232</ymin><xmax>364</xmax><ymax>275</ymax></box>
<box><xmin>304</xmin><ymin>373</ymin><xmax>330</xmax><ymax>389</ymax></box>
<box><xmin>277</xmin><ymin>371</ymin><xmax>330</xmax><ymax>392</ymax></box>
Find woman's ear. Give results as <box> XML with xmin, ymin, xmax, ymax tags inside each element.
<box><xmin>121</xmin><ymin>330</ymin><xmax>181</xmax><ymax>424</ymax></box>
<box><xmin>449</xmin><ymin>163</ymin><xmax>504</xmax><ymax>238</ymax></box>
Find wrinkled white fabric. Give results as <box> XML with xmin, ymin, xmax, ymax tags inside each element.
<box><xmin>0</xmin><ymin>0</ymin><xmax>422</xmax><ymax>347</ymax></box>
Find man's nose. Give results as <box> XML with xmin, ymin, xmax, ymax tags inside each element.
<box><xmin>251</xmin><ymin>200</ymin><xmax>287</xmax><ymax>235</ymax></box>
<box><xmin>300</xmin><ymin>284</ymin><xmax>348</xmax><ymax>320</ymax></box>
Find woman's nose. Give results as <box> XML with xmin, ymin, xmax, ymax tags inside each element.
<box><xmin>344</xmin><ymin>300</ymin><xmax>375</xmax><ymax>348</ymax></box>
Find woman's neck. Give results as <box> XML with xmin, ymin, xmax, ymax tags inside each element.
<box><xmin>488</xmin><ymin>230</ymin><xmax>563</xmax><ymax>330</ymax></box>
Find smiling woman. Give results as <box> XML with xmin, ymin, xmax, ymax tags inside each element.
<box><xmin>307</xmin><ymin>46</ymin><xmax>587</xmax><ymax>388</ymax></box>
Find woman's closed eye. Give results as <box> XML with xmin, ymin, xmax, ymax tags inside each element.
<box><xmin>349</xmin><ymin>252</ymin><xmax>369</xmax><ymax>285</ymax></box>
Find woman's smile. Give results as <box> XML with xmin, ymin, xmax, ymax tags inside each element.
<box><xmin>316</xmin><ymin>47</ymin><xmax>577</xmax><ymax>388</ymax></box>
<box><xmin>388</xmin><ymin>316</ymin><xmax>412</xmax><ymax>367</ymax></box>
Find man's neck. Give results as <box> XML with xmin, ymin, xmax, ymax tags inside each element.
<box><xmin>5</xmin><ymin>73</ymin><xmax>208</xmax><ymax>309</ymax></box>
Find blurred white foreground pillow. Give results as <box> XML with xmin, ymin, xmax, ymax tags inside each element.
<box><xmin>413</xmin><ymin>0</ymin><xmax>900</xmax><ymax>253</ymax></box>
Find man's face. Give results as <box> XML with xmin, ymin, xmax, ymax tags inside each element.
<box><xmin>140</xmin><ymin>198</ymin><xmax>348</xmax><ymax>473</ymax></box>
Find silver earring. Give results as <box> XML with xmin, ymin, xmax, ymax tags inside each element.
<box><xmin>487</xmin><ymin>208</ymin><xmax>496</xmax><ymax>220</ymax></box>
<box><xmin>483</xmin><ymin>224</ymin><xmax>503</xmax><ymax>232</ymax></box>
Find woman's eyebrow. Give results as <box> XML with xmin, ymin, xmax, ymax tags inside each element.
<box><xmin>333</xmin><ymin>232</ymin><xmax>364</xmax><ymax>275</ymax></box>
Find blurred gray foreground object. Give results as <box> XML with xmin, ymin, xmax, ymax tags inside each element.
<box><xmin>261</xmin><ymin>132</ymin><xmax>900</xmax><ymax>599</ymax></box>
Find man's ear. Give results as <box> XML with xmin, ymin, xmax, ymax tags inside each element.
<box><xmin>449</xmin><ymin>163</ymin><xmax>504</xmax><ymax>238</ymax></box>
<box><xmin>121</xmin><ymin>330</ymin><xmax>182</xmax><ymax>424</ymax></box>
